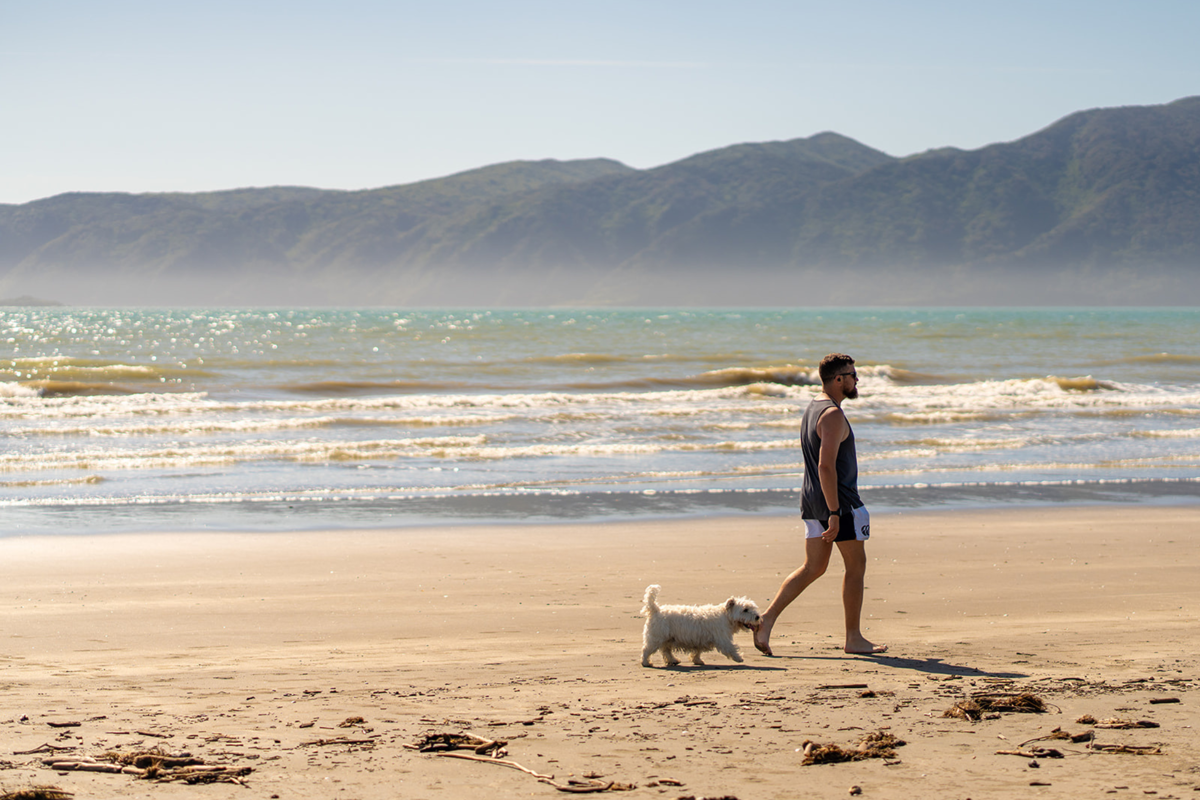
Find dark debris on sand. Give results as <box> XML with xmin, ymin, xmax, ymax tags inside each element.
<box><xmin>800</xmin><ymin>731</ymin><xmax>906</xmax><ymax>765</ymax></box>
<box><xmin>0</xmin><ymin>789</ymin><xmax>74</xmax><ymax>800</ymax></box>
<box><xmin>944</xmin><ymin>692</ymin><xmax>1051</xmax><ymax>721</ymax></box>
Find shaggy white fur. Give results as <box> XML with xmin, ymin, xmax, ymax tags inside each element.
<box><xmin>640</xmin><ymin>584</ymin><xmax>762</xmax><ymax>667</ymax></box>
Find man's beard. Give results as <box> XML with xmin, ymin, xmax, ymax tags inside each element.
<box><xmin>844</xmin><ymin>386</ymin><xmax>859</xmax><ymax>399</ymax></box>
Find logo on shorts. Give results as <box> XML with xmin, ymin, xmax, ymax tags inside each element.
<box><xmin>860</xmin><ymin>523</ymin><xmax>870</xmax><ymax>539</ymax></box>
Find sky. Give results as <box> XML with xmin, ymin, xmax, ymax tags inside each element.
<box><xmin>3</xmin><ymin>0</ymin><xmax>1199</xmax><ymax>205</ymax></box>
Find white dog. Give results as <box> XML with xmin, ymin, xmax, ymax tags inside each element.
<box><xmin>640</xmin><ymin>584</ymin><xmax>762</xmax><ymax>667</ymax></box>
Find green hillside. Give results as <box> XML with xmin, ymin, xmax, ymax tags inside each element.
<box><xmin>378</xmin><ymin>133</ymin><xmax>896</xmax><ymax>270</ymax></box>
<box><xmin>0</xmin><ymin>159</ymin><xmax>634</xmax><ymax>275</ymax></box>
<box><xmin>1</xmin><ymin>98</ymin><xmax>1198</xmax><ymax>305</ymax></box>
<box><xmin>785</xmin><ymin>96</ymin><xmax>1200</xmax><ymax>270</ymax></box>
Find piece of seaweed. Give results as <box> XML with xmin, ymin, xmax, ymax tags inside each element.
<box><xmin>801</xmin><ymin>731</ymin><xmax>906</xmax><ymax>765</ymax></box>
<box><xmin>944</xmin><ymin>693</ymin><xmax>1050</xmax><ymax>721</ymax></box>
<box><xmin>1</xmin><ymin>788</ymin><xmax>74</xmax><ymax>800</ymax></box>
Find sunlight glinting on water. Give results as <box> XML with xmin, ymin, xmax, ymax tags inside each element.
<box><xmin>2</xmin><ymin>307</ymin><xmax>1198</xmax><ymax>530</ymax></box>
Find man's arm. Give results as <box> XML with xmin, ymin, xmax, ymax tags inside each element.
<box><xmin>816</xmin><ymin>406</ymin><xmax>850</xmax><ymax>542</ymax></box>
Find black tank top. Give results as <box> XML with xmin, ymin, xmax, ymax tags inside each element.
<box><xmin>800</xmin><ymin>397</ymin><xmax>862</xmax><ymax>520</ymax></box>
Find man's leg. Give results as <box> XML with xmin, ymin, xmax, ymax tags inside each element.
<box><xmin>836</xmin><ymin>539</ymin><xmax>886</xmax><ymax>654</ymax></box>
<box><xmin>754</xmin><ymin>536</ymin><xmax>834</xmax><ymax>655</ymax></box>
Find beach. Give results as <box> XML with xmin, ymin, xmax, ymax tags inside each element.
<box><xmin>3</xmin><ymin>504</ymin><xmax>1197</xmax><ymax>799</ymax></box>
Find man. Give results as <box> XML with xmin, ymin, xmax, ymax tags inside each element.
<box><xmin>754</xmin><ymin>353</ymin><xmax>886</xmax><ymax>656</ymax></box>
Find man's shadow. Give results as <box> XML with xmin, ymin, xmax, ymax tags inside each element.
<box><xmin>767</xmin><ymin>653</ymin><xmax>1029</xmax><ymax>679</ymax></box>
<box><xmin>653</xmin><ymin>663</ymin><xmax>789</xmax><ymax>672</ymax></box>
<box><xmin>871</xmin><ymin>654</ymin><xmax>1029</xmax><ymax>679</ymax></box>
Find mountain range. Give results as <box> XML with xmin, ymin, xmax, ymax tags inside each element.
<box><xmin>2</xmin><ymin>96</ymin><xmax>1198</xmax><ymax>306</ymax></box>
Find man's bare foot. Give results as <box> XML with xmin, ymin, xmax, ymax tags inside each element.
<box><xmin>845</xmin><ymin>635</ymin><xmax>887</xmax><ymax>655</ymax></box>
<box><xmin>753</xmin><ymin>621</ymin><xmax>774</xmax><ymax>656</ymax></box>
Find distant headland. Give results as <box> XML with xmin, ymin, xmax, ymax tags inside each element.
<box><xmin>0</xmin><ymin>295</ymin><xmax>62</xmax><ymax>307</ymax></box>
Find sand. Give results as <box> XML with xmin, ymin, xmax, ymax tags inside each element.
<box><xmin>2</xmin><ymin>505</ymin><xmax>1198</xmax><ymax>799</ymax></box>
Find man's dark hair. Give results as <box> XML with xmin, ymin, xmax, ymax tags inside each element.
<box><xmin>818</xmin><ymin>353</ymin><xmax>855</xmax><ymax>383</ymax></box>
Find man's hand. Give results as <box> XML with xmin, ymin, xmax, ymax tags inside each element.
<box><xmin>822</xmin><ymin>513</ymin><xmax>840</xmax><ymax>542</ymax></box>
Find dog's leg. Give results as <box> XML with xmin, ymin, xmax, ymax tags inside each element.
<box><xmin>716</xmin><ymin>641</ymin><xmax>744</xmax><ymax>663</ymax></box>
<box><xmin>660</xmin><ymin>644</ymin><xmax>680</xmax><ymax>667</ymax></box>
<box><xmin>690</xmin><ymin>650</ymin><xmax>706</xmax><ymax>666</ymax></box>
<box><xmin>643</xmin><ymin>638</ymin><xmax>662</xmax><ymax>671</ymax></box>
<box><xmin>641</xmin><ymin>618</ymin><xmax>659</xmax><ymax>667</ymax></box>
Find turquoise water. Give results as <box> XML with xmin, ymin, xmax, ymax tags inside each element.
<box><xmin>2</xmin><ymin>307</ymin><xmax>1198</xmax><ymax>533</ymax></box>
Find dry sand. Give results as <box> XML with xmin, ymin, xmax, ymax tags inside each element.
<box><xmin>2</xmin><ymin>505</ymin><xmax>1198</xmax><ymax>799</ymax></box>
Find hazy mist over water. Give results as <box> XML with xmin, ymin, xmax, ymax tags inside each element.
<box><xmin>2</xmin><ymin>307</ymin><xmax>1198</xmax><ymax>534</ymax></box>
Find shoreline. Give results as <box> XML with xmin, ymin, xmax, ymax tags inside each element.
<box><xmin>2</xmin><ymin>505</ymin><xmax>1198</xmax><ymax>799</ymax></box>
<box><xmin>4</xmin><ymin>476</ymin><xmax>1200</xmax><ymax>538</ymax></box>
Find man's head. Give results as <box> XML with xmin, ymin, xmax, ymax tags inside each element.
<box><xmin>818</xmin><ymin>353</ymin><xmax>858</xmax><ymax>400</ymax></box>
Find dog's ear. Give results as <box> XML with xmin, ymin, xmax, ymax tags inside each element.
<box><xmin>725</xmin><ymin>597</ymin><xmax>736</xmax><ymax>610</ymax></box>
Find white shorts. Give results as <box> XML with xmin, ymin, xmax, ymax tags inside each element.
<box><xmin>803</xmin><ymin>506</ymin><xmax>870</xmax><ymax>542</ymax></box>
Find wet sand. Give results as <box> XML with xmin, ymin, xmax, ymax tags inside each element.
<box><xmin>2</xmin><ymin>505</ymin><xmax>1198</xmax><ymax>799</ymax></box>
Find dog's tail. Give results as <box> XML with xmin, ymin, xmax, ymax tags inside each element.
<box><xmin>642</xmin><ymin>584</ymin><xmax>661</xmax><ymax>615</ymax></box>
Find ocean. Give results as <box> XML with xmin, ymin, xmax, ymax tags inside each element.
<box><xmin>2</xmin><ymin>307</ymin><xmax>1198</xmax><ymax>535</ymax></box>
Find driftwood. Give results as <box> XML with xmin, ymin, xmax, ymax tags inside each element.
<box><xmin>993</xmin><ymin>724</ymin><xmax>1166</xmax><ymax>758</ymax></box>
<box><xmin>414</xmin><ymin>732</ymin><xmax>635</xmax><ymax>793</ymax></box>
<box><xmin>109</xmin><ymin>752</ymin><xmax>206</xmax><ymax>770</ymax></box>
<box><xmin>1093</xmin><ymin>719</ymin><xmax>1159</xmax><ymax>729</ymax></box>
<box><xmin>801</xmin><ymin>731</ymin><xmax>906</xmax><ymax>765</ymax></box>
<box><xmin>148</xmin><ymin>765</ymin><xmax>254</xmax><ymax>785</ymax></box>
<box><xmin>300</xmin><ymin>737</ymin><xmax>377</xmax><ymax>747</ymax></box>
<box><xmin>996</xmin><ymin>748</ymin><xmax>1064</xmax><ymax>759</ymax></box>
<box><xmin>44</xmin><ymin>759</ymin><xmax>134</xmax><ymax>775</ymax></box>
<box><xmin>1019</xmin><ymin>728</ymin><xmax>1094</xmax><ymax>747</ymax></box>
<box><xmin>538</xmin><ymin>777</ymin><xmax>637</xmax><ymax>793</ymax></box>
<box><xmin>12</xmin><ymin>745</ymin><xmax>75</xmax><ymax>756</ymax></box>
<box><xmin>1088</xmin><ymin>743</ymin><xmax>1162</xmax><ymax>755</ymax></box>
<box><xmin>731</xmin><ymin>696</ymin><xmax>787</xmax><ymax>707</ymax></box>
<box><xmin>405</xmin><ymin>732</ymin><xmax>507</xmax><ymax>757</ymax></box>
<box><xmin>434</xmin><ymin>752</ymin><xmax>554</xmax><ymax>779</ymax></box>
<box><xmin>39</xmin><ymin>749</ymin><xmax>251</xmax><ymax>785</ymax></box>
